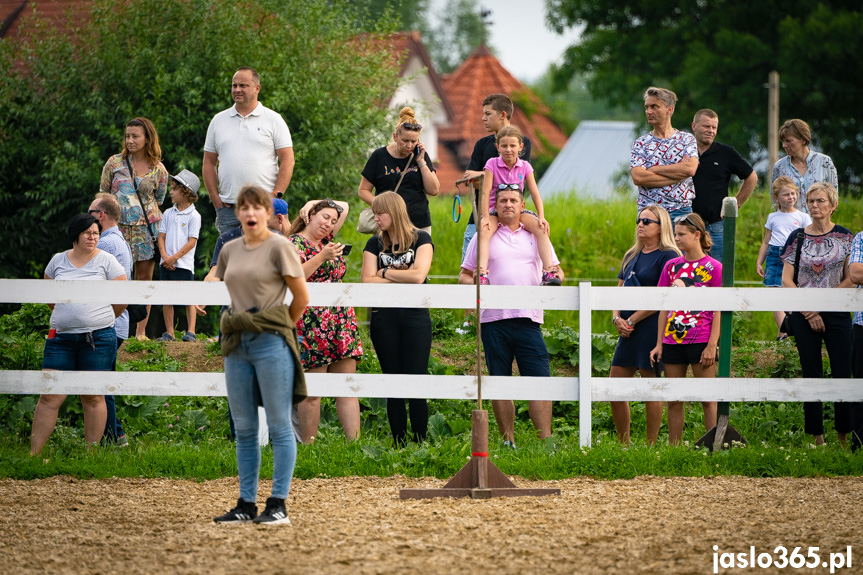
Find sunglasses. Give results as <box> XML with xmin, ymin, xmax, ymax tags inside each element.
<box><xmin>324</xmin><ymin>199</ymin><xmax>343</xmax><ymax>214</ymax></box>
<box><xmin>674</xmin><ymin>213</ymin><xmax>697</xmax><ymax>225</ymax></box>
<box><xmin>88</xmin><ymin>209</ymin><xmax>104</xmax><ymax>216</ymax></box>
<box><xmin>497</xmin><ymin>183</ymin><xmax>521</xmax><ymax>191</ymax></box>
<box><xmin>636</xmin><ymin>217</ymin><xmax>659</xmax><ymax>226</ymax></box>
<box><xmin>401</xmin><ymin>122</ymin><xmax>422</xmax><ymax>131</ymax></box>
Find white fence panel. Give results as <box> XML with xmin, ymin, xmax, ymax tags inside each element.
<box><xmin>1</xmin><ymin>279</ymin><xmax>861</xmax><ymax>449</ymax></box>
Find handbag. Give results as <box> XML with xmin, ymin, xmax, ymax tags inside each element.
<box><xmin>126</xmin><ymin>304</ymin><xmax>148</xmax><ymax>324</ymax></box>
<box><xmin>779</xmin><ymin>230</ymin><xmax>806</xmax><ymax>336</ymax></box>
<box><xmin>124</xmin><ymin>157</ymin><xmax>160</xmax><ymax>249</ymax></box>
<box><xmin>357</xmin><ymin>151</ymin><xmax>415</xmax><ymax>234</ymax></box>
<box><xmin>621</xmin><ymin>252</ymin><xmax>642</xmax><ymax>287</ymax></box>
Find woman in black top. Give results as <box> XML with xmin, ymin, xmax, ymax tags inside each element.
<box><xmin>610</xmin><ymin>204</ymin><xmax>680</xmax><ymax>444</ymax></box>
<box><xmin>358</xmin><ymin>107</ymin><xmax>440</xmax><ymax>233</ymax></box>
<box><xmin>361</xmin><ymin>192</ymin><xmax>434</xmax><ymax>446</ymax></box>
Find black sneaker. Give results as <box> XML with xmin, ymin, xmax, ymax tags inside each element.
<box><xmin>214</xmin><ymin>498</ymin><xmax>257</xmax><ymax>524</ymax></box>
<box><xmin>252</xmin><ymin>497</ymin><xmax>290</xmax><ymax>525</ymax></box>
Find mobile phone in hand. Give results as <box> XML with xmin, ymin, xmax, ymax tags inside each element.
<box><xmin>341</xmin><ymin>244</ymin><xmax>352</xmax><ymax>256</ymax></box>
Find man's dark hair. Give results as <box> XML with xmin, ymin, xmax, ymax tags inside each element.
<box><xmin>236</xmin><ymin>66</ymin><xmax>261</xmax><ymax>85</ymax></box>
<box><xmin>494</xmin><ymin>185</ymin><xmax>525</xmax><ymax>205</ymax></box>
<box><xmin>482</xmin><ymin>93</ymin><xmax>514</xmax><ymax>119</ymax></box>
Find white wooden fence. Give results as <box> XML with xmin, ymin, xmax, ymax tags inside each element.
<box><xmin>1</xmin><ymin>279</ymin><xmax>861</xmax><ymax>447</ymax></box>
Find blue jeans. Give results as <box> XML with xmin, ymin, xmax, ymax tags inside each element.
<box><xmin>103</xmin><ymin>336</ymin><xmax>127</xmax><ymax>442</ymax></box>
<box><xmin>225</xmin><ymin>331</ymin><xmax>297</xmax><ymax>502</ymax></box>
<box><xmin>705</xmin><ymin>220</ymin><xmax>724</xmax><ymax>264</ymax></box>
<box><xmin>667</xmin><ymin>206</ymin><xmax>693</xmax><ymax>229</ymax></box>
<box><xmin>462</xmin><ymin>223</ymin><xmax>476</xmax><ymax>264</ymax></box>
<box><xmin>481</xmin><ymin>318</ymin><xmax>550</xmax><ymax>377</ymax></box>
<box><xmin>43</xmin><ymin>327</ymin><xmax>116</xmax><ymax>371</ymax></box>
<box><xmin>216</xmin><ymin>206</ymin><xmax>241</xmax><ymax>236</ymax></box>
<box><xmin>763</xmin><ymin>245</ymin><xmax>783</xmax><ymax>287</ymax></box>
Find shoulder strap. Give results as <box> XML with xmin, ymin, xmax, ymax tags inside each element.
<box><xmin>792</xmin><ymin>229</ymin><xmax>805</xmax><ymax>286</ymax></box>
<box><xmin>393</xmin><ymin>152</ymin><xmax>415</xmax><ymax>194</ymax></box>
<box><xmin>124</xmin><ymin>156</ymin><xmax>158</xmax><ymax>242</ymax></box>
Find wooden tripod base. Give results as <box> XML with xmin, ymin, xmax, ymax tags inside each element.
<box><xmin>400</xmin><ymin>410</ymin><xmax>561</xmax><ymax>500</ymax></box>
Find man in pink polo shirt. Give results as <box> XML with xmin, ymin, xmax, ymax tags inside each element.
<box><xmin>459</xmin><ymin>187</ymin><xmax>562</xmax><ymax>448</ymax></box>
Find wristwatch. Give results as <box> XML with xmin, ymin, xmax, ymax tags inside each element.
<box><xmin>626</xmin><ymin>318</ymin><xmax>634</xmax><ymax>327</ymax></box>
<box><xmin>382</xmin><ymin>268</ymin><xmax>387</xmax><ymax>279</ymax></box>
<box><xmin>274</xmin><ymin>190</ymin><xmax>283</xmax><ymax>198</ymax></box>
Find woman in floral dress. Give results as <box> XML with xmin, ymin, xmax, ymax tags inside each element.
<box><xmin>100</xmin><ymin>117</ymin><xmax>168</xmax><ymax>339</ymax></box>
<box><xmin>289</xmin><ymin>198</ymin><xmax>362</xmax><ymax>441</ymax></box>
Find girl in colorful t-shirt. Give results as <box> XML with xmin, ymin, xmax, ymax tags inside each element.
<box><xmin>477</xmin><ymin>125</ymin><xmax>560</xmax><ymax>286</ymax></box>
<box><xmin>649</xmin><ymin>213</ymin><xmax>722</xmax><ymax>444</ymax></box>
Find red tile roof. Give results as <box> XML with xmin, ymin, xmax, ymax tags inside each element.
<box><xmin>1</xmin><ymin>0</ymin><xmax>89</xmax><ymax>39</ymax></box>
<box><xmin>437</xmin><ymin>44</ymin><xmax>568</xmax><ymax>193</ymax></box>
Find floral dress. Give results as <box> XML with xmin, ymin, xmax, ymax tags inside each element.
<box><xmin>100</xmin><ymin>153</ymin><xmax>168</xmax><ymax>262</ymax></box>
<box><xmin>288</xmin><ymin>234</ymin><xmax>363</xmax><ymax>369</ymax></box>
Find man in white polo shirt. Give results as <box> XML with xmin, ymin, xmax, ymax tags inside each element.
<box><xmin>203</xmin><ymin>66</ymin><xmax>295</xmax><ymax>234</ymax></box>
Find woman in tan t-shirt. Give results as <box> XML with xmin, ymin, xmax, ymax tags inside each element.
<box><xmin>212</xmin><ymin>185</ymin><xmax>309</xmax><ymax>526</ymax></box>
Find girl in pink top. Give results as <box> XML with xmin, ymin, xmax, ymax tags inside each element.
<box><xmin>477</xmin><ymin>126</ymin><xmax>560</xmax><ymax>286</ymax></box>
<box><xmin>649</xmin><ymin>213</ymin><xmax>722</xmax><ymax>444</ymax></box>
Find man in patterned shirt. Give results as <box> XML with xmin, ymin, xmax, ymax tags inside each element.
<box><xmin>630</xmin><ymin>87</ymin><xmax>699</xmax><ymax>222</ymax></box>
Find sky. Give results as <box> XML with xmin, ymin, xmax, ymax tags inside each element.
<box><xmin>429</xmin><ymin>0</ymin><xmax>583</xmax><ymax>83</ymax></box>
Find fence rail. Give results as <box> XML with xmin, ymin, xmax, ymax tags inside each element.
<box><xmin>1</xmin><ymin>279</ymin><xmax>861</xmax><ymax>447</ymax></box>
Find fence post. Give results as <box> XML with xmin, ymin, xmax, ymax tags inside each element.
<box><xmin>578</xmin><ymin>282</ymin><xmax>592</xmax><ymax>448</ymax></box>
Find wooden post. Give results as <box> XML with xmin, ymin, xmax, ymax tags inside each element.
<box><xmin>767</xmin><ymin>71</ymin><xmax>780</xmax><ymax>176</ymax></box>
<box><xmin>695</xmin><ymin>197</ymin><xmax>746</xmax><ymax>451</ymax></box>
<box><xmin>399</xmin><ymin>177</ymin><xmax>559</xmax><ymax>500</ymax></box>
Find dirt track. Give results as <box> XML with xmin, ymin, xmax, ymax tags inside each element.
<box><xmin>2</xmin><ymin>475</ymin><xmax>861</xmax><ymax>574</ymax></box>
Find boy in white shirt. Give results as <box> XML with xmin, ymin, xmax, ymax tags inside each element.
<box><xmin>756</xmin><ymin>176</ymin><xmax>812</xmax><ymax>339</ymax></box>
<box><xmin>158</xmin><ymin>169</ymin><xmax>202</xmax><ymax>342</ymax></box>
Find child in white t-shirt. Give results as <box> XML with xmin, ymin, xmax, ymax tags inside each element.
<box><xmin>756</xmin><ymin>176</ymin><xmax>812</xmax><ymax>338</ymax></box>
<box><xmin>158</xmin><ymin>169</ymin><xmax>202</xmax><ymax>342</ymax></box>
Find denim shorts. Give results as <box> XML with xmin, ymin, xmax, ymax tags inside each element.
<box><xmin>480</xmin><ymin>318</ymin><xmax>550</xmax><ymax>377</ymax></box>
<box><xmin>763</xmin><ymin>245</ymin><xmax>783</xmax><ymax>287</ymax></box>
<box><xmin>42</xmin><ymin>326</ymin><xmax>117</xmax><ymax>371</ymax></box>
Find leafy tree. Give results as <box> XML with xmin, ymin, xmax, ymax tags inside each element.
<box><xmin>545</xmin><ymin>0</ymin><xmax>863</xmax><ymax>190</ymax></box>
<box><xmin>425</xmin><ymin>0</ymin><xmax>492</xmax><ymax>73</ymax></box>
<box><xmin>0</xmin><ymin>0</ymin><xmax>401</xmax><ymax>278</ymax></box>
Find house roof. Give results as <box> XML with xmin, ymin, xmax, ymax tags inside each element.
<box><xmin>385</xmin><ymin>31</ymin><xmax>454</xmax><ymax>120</ymax></box>
<box><xmin>1</xmin><ymin>0</ymin><xmax>87</xmax><ymax>39</ymax></box>
<box><xmin>439</xmin><ymin>44</ymin><xmax>568</xmax><ymax>162</ymax></box>
<box><xmin>538</xmin><ymin>121</ymin><xmax>637</xmax><ymax>200</ymax></box>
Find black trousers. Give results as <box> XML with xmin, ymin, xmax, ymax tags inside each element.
<box><xmin>851</xmin><ymin>324</ymin><xmax>863</xmax><ymax>450</ymax></box>
<box><xmin>369</xmin><ymin>307</ymin><xmax>432</xmax><ymax>445</ymax></box>
<box><xmin>790</xmin><ymin>311</ymin><xmax>853</xmax><ymax>436</ymax></box>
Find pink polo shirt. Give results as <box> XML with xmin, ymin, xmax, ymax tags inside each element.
<box><xmin>484</xmin><ymin>156</ymin><xmax>534</xmax><ymax>212</ymax></box>
<box><xmin>462</xmin><ymin>222</ymin><xmax>559</xmax><ymax>324</ymax></box>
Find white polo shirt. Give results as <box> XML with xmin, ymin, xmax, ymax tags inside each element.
<box><xmin>204</xmin><ymin>102</ymin><xmax>293</xmax><ymax>203</ymax></box>
<box><xmin>160</xmin><ymin>204</ymin><xmax>202</xmax><ymax>272</ymax></box>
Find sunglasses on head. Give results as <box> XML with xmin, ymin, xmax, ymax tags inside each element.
<box><xmin>674</xmin><ymin>213</ymin><xmax>696</xmax><ymax>225</ymax></box>
<box><xmin>636</xmin><ymin>217</ymin><xmax>659</xmax><ymax>226</ymax></box>
<box><xmin>401</xmin><ymin>122</ymin><xmax>422</xmax><ymax>131</ymax></box>
<box><xmin>497</xmin><ymin>183</ymin><xmax>521</xmax><ymax>191</ymax></box>
<box><xmin>324</xmin><ymin>199</ymin><xmax>343</xmax><ymax>214</ymax></box>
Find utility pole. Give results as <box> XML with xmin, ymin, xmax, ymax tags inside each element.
<box><xmin>767</xmin><ymin>71</ymin><xmax>780</xmax><ymax>175</ymax></box>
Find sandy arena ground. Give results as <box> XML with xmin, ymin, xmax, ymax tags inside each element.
<box><xmin>2</xmin><ymin>475</ymin><xmax>861</xmax><ymax>574</ymax></box>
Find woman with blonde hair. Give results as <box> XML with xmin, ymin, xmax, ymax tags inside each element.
<box><xmin>100</xmin><ymin>117</ymin><xmax>168</xmax><ymax>339</ymax></box>
<box><xmin>361</xmin><ymin>192</ymin><xmax>434</xmax><ymax>446</ymax></box>
<box><xmin>358</xmin><ymin>107</ymin><xmax>440</xmax><ymax>234</ymax></box>
<box><xmin>781</xmin><ymin>182</ymin><xmax>854</xmax><ymax>446</ymax></box>
<box><xmin>610</xmin><ymin>204</ymin><xmax>681</xmax><ymax>444</ymax></box>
